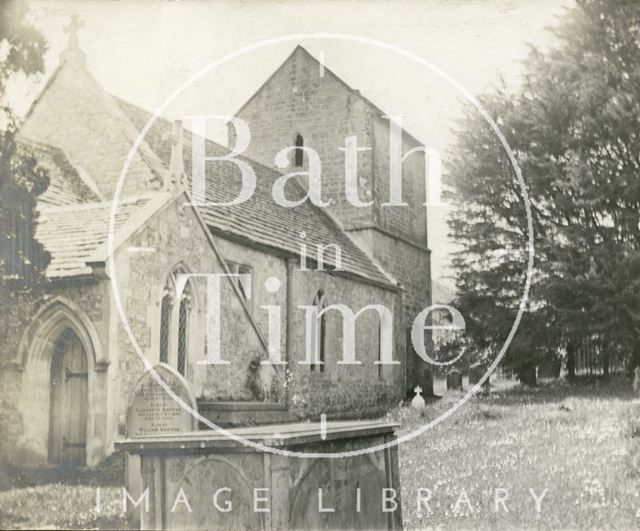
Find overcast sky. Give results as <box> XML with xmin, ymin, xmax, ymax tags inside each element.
<box><xmin>21</xmin><ymin>0</ymin><xmax>573</xmax><ymax>287</ymax></box>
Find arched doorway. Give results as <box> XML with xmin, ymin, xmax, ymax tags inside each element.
<box><xmin>16</xmin><ymin>297</ymin><xmax>106</xmax><ymax>467</ymax></box>
<box><xmin>48</xmin><ymin>327</ymin><xmax>88</xmax><ymax>467</ymax></box>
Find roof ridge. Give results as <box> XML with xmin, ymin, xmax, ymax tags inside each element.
<box><xmin>21</xmin><ymin>63</ymin><xmax>65</xmax><ymax>125</ymax></box>
<box><xmin>111</xmin><ymin>95</ymin><xmax>287</xmax><ymax>181</ymax></box>
<box><xmin>89</xmin><ymin>81</ymin><xmax>167</xmax><ymax>188</ymax></box>
<box><xmin>35</xmin><ymin>192</ymin><xmax>175</xmax><ymax>278</ymax></box>
<box><xmin>87</xmin><ymin>192</ymin><xmax>175</xmax><ymax>264</ymax></box>
<box><xmin>233</xmin><ymin>44</ymin><xmax>425</xmax><ymax>147</ymax></box>
<box><xmin>22</xmin><ymin>56</ymin><xmax>168</xmax><ymax>191</ymax></box>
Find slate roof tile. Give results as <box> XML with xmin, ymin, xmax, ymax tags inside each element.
<box><xmin>35</xmin><ymin>195</ymin><xmax>162</xmax><ymax>278</ymax></box>
<box><xmin>24</xmin><ymin>91</ymin><xmax>397</xmax><ymax>288</ymax></box>
<box><xmin>18</xmin><ymin>138</ymin><xmax>101</xmax><ymax>207</ymax></box>
<box><xmin>114</xmin><ymin>97</ymin><xmax>398</xmax><ymax>289</ymax></box>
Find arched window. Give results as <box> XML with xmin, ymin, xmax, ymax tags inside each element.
<box><xmin>294</xmin><ymin>134</ymin><xmax>304</xmax><ymax>167</ymax></box>
<box><xmin>311</xmin><ymin>289</ymin><xmax>327</xmax><ymax>372</ymax></box>
<box><xmin>159</xmin><ymin>266</ymin><xmax>195</xmax><ymax>376</ymax></box>
<box><xmin>177</xmin><ymin>283</ymin><xmax>191</xmax><ymax>376</ymax></box>
<box><xmin>159</xmin><ymin>288</ymin><xmax>173</xmax><ymax>364</ymax></box>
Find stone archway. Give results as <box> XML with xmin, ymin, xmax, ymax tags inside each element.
<box><xmin>17</xmin><ymin>297</ymin><xmax>106</xmax><ymax>466</ymax></box>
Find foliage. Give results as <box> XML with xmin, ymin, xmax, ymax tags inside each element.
<box><xmin>447</xmin><ymin>0</ymin><xmax>640</xmax><ymax>383</ymax></box>
<box><xmin>248</xmin><ymin>353</ymin><xmax>264</xmax><ymax>399</ymax></box>
<box><xmin>0</xmin><ymin>0</ymin><xmax>49</xmax><ymax>292</ymax></box>
<box><xmin>0</xmin><ymin>1</ymin><xmax>50</xmax><ymax>457</ymax></box>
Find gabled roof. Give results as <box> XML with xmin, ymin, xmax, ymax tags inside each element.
<box><xmin>36</xmin><ymin>194</ymin><xmax>171</xmax><ymax>278</ymax></box>
<box><xmin>114</xmin><ymin>97</ymin><xmax>399</xmax><ymax>290</ymax></box>
<box><xmin>18</xmin><ymin>137</ymin><xmax>102</xmax><ymax>207</ymax></box>
<box><xmin>20</xmin><ymin>51</ymin><xmax>166</xmax><ymax>198</ymax></box>
<box><xmin>235</xmin><ymin>45</ymin><xmax>425</xmax><ymax>147</ymax></box>
<box><xmin>22</xmin><ymin>37</ymin><xmax>397</xmax><ymax>289</ymax></box>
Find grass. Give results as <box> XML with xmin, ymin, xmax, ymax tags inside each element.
<box><xmin>0</xmin><ymin>376</ymin><xmax>637</xmax><ymax>529</ymax></box>
<box><xmin>0</xmin><ymin>454</ymin><xmax>128</xmax><ymax>530</ymax></box>
<box><xmin>392</xmin><ymin>375</ymin><xmax>640</xmax><ymax>530</ymax></box>
<box><xmin>0</xmin><ymin>484</ymin><xmax>126</xmax><ymax>530</ymax></box>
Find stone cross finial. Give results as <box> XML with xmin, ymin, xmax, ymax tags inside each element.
<box><xmin>64</xmin><ymin>14</ymin><xmax>84</xmax><ymax>50</ymax></box>
<box><xmin>60</xmin><ymin>15</ymin><xmax>86</xmax><ymax>66</ymax></box>
<box><xmin>414</xmin><ymin>385</ymin><xmax>422</xmax><ymax>395</ymax></box>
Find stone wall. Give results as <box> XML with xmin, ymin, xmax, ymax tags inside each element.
<box><xmin>214</xmin><ymin>237</ymin><xmax>288</xmax><ymax>366</ymax></box>
<box><xmin>1</xmin><ymin>188</ymin><xmax>406</xmax><ymax>466</ymax></box>
<box><xmin>0</xmin><ymin>292</ymin><xmax>39</xmax><ymax>463</ymax></box>
<box><xmin>370</xmin><ymin>113</ymin><xmax>428</xmax><ymax>247</ymax></box>
<box><xmin>287</xmin><ymin>269</ymin><xmax>404</xmax><ymax>419</ymax></box>
<box><xmin>0</xmin><ymin>277</ymin><xmax>111</xmax><ymax>466</ymax></box>
<box><xmin>115</xmin><ymin>193</ymin><xmax>405</xmax><ymax>425</ymax></box>
<box><xmin>232</xmin><ymin>46</ymin><xmax>433</xmax><ymax>395</ymax></box>
<box><xmin>232</xmin><ymin>47</ymin><xmax>428</xmax><ymax>246</ymax></box>
<box><xmin>110</xmin><ymin>195</ymin><xmax>281</xmax><ymax>432</ymax></box>
<box><xmin>347</xmin><ymin>228</ymin><xmax>433</xmax><ymax>395</ymax></box>
<box><xmin>232</xmin><ymin>47</ymin><xmax>375</xmax><ymax>231</ymax></box>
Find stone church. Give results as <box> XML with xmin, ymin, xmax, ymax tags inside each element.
<box><xmin>0</xmin><ymin>26</ymin><xmax>432</xmax><ymax>467</ymax></box>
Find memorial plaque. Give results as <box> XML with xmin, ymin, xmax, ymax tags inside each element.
<box><xmin>126</xmin><ymin>363</ymin><xmax>197</xmax><ymax>437</ymax></box>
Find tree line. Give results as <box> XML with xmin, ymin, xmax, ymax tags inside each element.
<box><xmin>446</xmin><ymin>0</ymin><xmax>640</xmax><ymax>385</ymax></box>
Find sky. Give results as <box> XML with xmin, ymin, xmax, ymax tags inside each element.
<box><xmin>20</xmin><ymin>0</ymin><xmax>573</xmax><ymax>288</ymax></box>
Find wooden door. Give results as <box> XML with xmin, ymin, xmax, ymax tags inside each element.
<box><xmin>49</xmin><ymin>328</ymin><xmax>88</xmax><ymax>467</ymax></box>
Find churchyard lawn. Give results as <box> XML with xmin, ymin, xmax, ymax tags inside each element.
<box><xmin>394</xmin><ymin>375</ymin><xmax>640</xmax><ymax>530</ymax></box>
<box><xmin>0</xmin><ymin>376</ymin><xmax>637</xmax><ymax>529</ymax></box>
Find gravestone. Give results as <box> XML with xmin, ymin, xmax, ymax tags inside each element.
<box><xmin>468</xmin><ymin>363</ymin><xmax>490</xmax><ymax>390</ymax></box>
<box><xmin>125</xmin><ymin>363</ymin><xmax>197</xmax><ymax>527</ymax></box>
<box><xmin>411</xmin><ymin>385</ymin><xmax>425</xmax><ymax>409</ymax></box>
<box><xmin>126</xmin><ymin>362</ymin><xmax>197</xmax><ymax>437</ymax></box>
<box><xmin>446</xmin><ymin>369</ymin><xmax>463</xmax><ymax>391</ymax></box>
